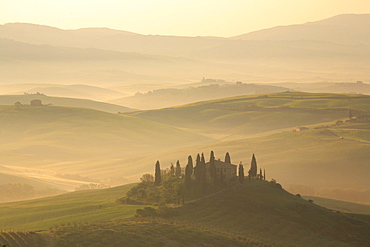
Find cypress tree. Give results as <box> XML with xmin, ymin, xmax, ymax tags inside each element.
<box><xmin>200</xmin><ymin>153</ymin><xmax>207</xmax><ymax>193</ymax></box>
<box><xmin>249</xmin><ymin>153</ymin><xmax>258</xmax><ymax>177</ymax></box>
<box><xmin>209</xmin><ymin>151</ymin><xmax>216</xmax><ymax>178</ymax></box>
<box><xmin>263</xmin><ymin>169</ymin><xmax>266</xmax><ymax>180</ymax></box>
<box><xmin>170</xmin><ymin>163</ymin><xmax>175</xmax><ymax>176</ymax></box>
<box><xmin>154</xmin><ymin>160</ymin><xmax>161</xmax><ymax>186</ymax></box>
<box><xmin>185</xmin><ymin>156</ymin><xmax>193</xmax><ymax>190</ymax></box>
<box><xmin>238</xmin><ymin>163</ymin><xmax>244</xmax><ymax>184</ymax></box>
<box><xmin>225</xmin><ymin>152</ymin><xmax>231</xmax><ymax>164</ymax></box>
<box><xmin>259</xmin><ymin>168</ymin><xmax>263</xmax><ymax>180</ymax></box>
<box><xmin>175</xmin><ymin>160</ymin><xmax>181</xmax><ymax>177</ymax></box>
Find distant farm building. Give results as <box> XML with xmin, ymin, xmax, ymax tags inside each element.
<box><xmin>295</xmin><ymin>126</ymin><xmax>309</xmax><ymax>132</ymax></box>
<box><xmin>30</xmin><ymin>99</ymin><xmax>43</xmax><ymax>106</ymax></box>
<box><xmin>205</xmin><ymin>160</ymin><xmax>237</xmax><ymax>181</ymax></box>
<box><xmin>356</xmin><ymin>115</ymin><xmax>370</xmax><ymax>123</ymax></box>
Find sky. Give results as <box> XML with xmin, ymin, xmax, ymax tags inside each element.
<box><xmin>1</xmin><ymin>0</ymin><xmax>370</xmax><ymax>37</ymax></box>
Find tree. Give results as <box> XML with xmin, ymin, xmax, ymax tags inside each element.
<box><xmin>175</xmin><ymin>160</ymin><xmax>182</xmax><ymax>177</ymax></box>
<box><xmin>238</xmin><ymin>163</ymin><xmax>244</xmax><ymax>184</ymax></box>
<box><xmin>249</xmin><ymin>154</ymin><xmax>258</xmax><ymax>178</ymax></box>
<box><xmin>209</xmin><ymin>151</ymin><xmax>216</xmax><ymax>178</ymax></box>
<box><xmin>259</xmin><ymin>168</ymin><xmax>263</xmax><ymax>180</ymax></box>
<box><xmin>140</xmin><ymin>174</ymin><xmax>154</xmax><ymax>183</ymax></box>
<box><xmin>154</xmin><ymin>160</ymin><xmax>162</xmax><ymax>186</ymax></box>
<box><xmin>225</xmin><ymin>152</ymin><xmax>231</xmax><ymax>164</ymax></box>
<box><xmin>185</xmin><ymin>155</ymin><xmax>193</xmax><ymax>190</ymax></box>
<box><xmin>170</xmin><ymin>163</ymin><xmax>175</xmax><ymax>176</ymax></box>
<box><xmin>264</xmin><ymin>169</ymin><xmax>266</xmax><ymax>180</ymax></box>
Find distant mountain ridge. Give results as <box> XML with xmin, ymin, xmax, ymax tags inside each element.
<box><xmin>232</xmin><ymin>14</ymin><xmax>370</xmax><ymax>45</ymax></box>
<box><xmin>1</xmin><ymin>14</ymin><xmax>370</xmax><ymax>83</ymax></box>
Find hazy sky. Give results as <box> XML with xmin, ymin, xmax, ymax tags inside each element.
<box><xmin>1</xmin><ymin>0</ymin><xmax>370</xmax><ymax>37</ymax></box>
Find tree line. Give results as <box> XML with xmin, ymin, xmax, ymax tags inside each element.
<box><xmin>118</xmin><ymin>151</ymin><xmax>266</xmax><ymax>205</ymax></box>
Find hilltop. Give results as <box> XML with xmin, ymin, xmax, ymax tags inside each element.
<box><xmin>0</xmin><ymin>94</ymin><xmax>133</xmax><ymax>113</ymax></box>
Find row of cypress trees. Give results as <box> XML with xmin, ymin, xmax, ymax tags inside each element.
<box><xmin>155</xmin><ymin>152</ymin><xmax>265</xmax><ymax>194</ymax></box>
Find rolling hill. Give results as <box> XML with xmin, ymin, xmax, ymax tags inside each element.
<box><xmin>125</xmin><ymin>92</ymin><xmax>370</xmax><ymax>138</ymax></box>
<box><xmin>0</xmin><ymin>94</ymin><xmax>134</xmax><ymax>113</ymax></box>
<box><xmin>0</xmin><ymin>181</ymin><xmax>368</xmax><ymax>246</ymax></box>
<box><xmin>110</xmin><ymin>82</ymin><xmax>288</xmax><ymax>109</ymax></box>
<box><xmin>232</xmin><ymin>14</ymin><xmax>370</xmax><ymax>45</ymax></box>
<box><xmin>0</xmin><ymin>105</ymin><xmax>211</xmax><ymax>188</ymax></box>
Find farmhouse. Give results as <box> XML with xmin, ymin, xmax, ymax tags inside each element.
<box><xmin>356</xmin><ymin>115</ymin><xmax>370</xmax><ymax>123</ymax></box>
<box><xmin>205</xmin><ymin>160</ymin><xmax>237</xmax><ymax>181</ymax></box>
<box><xmin>30</xmin><ymin>99</ymin><xmax>43</xmax><ymax>106</ymax></box>
<box><xmin>295</xmin><ymin>126</ymin><xmax>309</xmax><ymax>131</ymax></box>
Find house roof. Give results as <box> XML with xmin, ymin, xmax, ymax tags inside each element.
<box><xmin>205</xmin><ymin>160</ymin><xmax>237</xmax><ymax>169</ymax></box>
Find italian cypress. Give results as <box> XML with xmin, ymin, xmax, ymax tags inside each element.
<box><xmin>209</xmin><ymin>151</ymin><xmax>216</xmax><ymax>178</ymax></box>
<box><xmin>175</xmin><ymin>160</ymin><xmax>181</xmax><ymax>177</ymax></box>
<box><xmin>225</xmin><ymin>152</ymin><xmax>231</xmax><ymax>164</ymax></box>
<box><xmin>259</xmin><ymin>168</ymin><xmax>263</xmax><ymax>180</ymax></box>
<box><xmin>238</xmin><ymin>163</ymin><xmax>244</xmax><ymax>184</ymax></box>
<box><xmin>154</xmin><ymin>160</ymin><xmax>161</xmax><ymax>186</ymax></box>
<box><xmin>264</xmin><ymin>169</ymin><xmax>266</xmax><ymax>180</ymax></box>
<box><xmin>249</xmin><ymin>153</ymin><xmax>258</xmax><ymax>177</ymax></box>
<box><xmin>185</xmin><ymin>155</ymin><xmax>193</xmax><ymax>190</ymax></box>
<box><xmin>170</xmin><ymin>163</ymin><xmax>175</xmax><ymax>176</ymax></box>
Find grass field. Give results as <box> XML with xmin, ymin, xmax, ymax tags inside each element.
<box><xmin>0</xmin><ymin>184</ymin><xmax>142</xmax><ymax>231</ymax></box>
<box><xmin>1</xmin><ymin>181</ymin><xmax>368</xmax><ymax>246</ymax></box>
<box><xmin>126</xmin><ymin>92</ymin><xmax>370</xmax><ymax>138</ymax></box>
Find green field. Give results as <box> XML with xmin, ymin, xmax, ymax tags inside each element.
<box><xmin>0</xmin><ymin>181</ymin><xmax>368</xmax><ymax>246</ymax></box>
<box><xmin>0</xmin><ymin>184</ymin><xmax>141</xmax><ymax>231</ymax></box>
<box><xmin>126</xmin><ymin>92</ymin><xmax>370</xmax><ymax>138</ymax></box>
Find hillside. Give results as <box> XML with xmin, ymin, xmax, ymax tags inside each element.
<box><xmin>0</xmin><ymin>181</ymin><xmax>368</xmax><ymax>246</ymax></box>
<box><xmin>0</xmin><ymin>105</ymin><xmax>211</xmax><ymax>188</ymax></box>
<box><xmin>111</xmin><ymin>82</ymin><xmax>288</xmax><ymax>109</ymax></box>
<box><xmin>172</xmin><ymin>181</ymin><xmax>370</xmax><ymax>246</ymax></box>
<box><xmin>126</xmin><ymin>92</ymin><xmax>370</xmax><ymax>138</ymax></box>
<box><xmin>303</xmin><ymin>196</ymin><xmax>370</xmax><ymax>215</ymax></box>
<box><xmin>0</xmin><ymin>94</ymin><xmax>133</xmax><ymax>113</ymax></box>
<box><xmin>232</xmin><ymin>14</ymin><xmax>370</xmax><ymax>45</ymax></box>
<box><xmin>0</xmin><ymin>183</ymin><xmax>139</xmax><ymax>231</ymax></box>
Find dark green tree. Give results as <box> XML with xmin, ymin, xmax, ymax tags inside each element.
<box><xmin>225</xmin><ymin>152</ymin><xmax>231</xmax><ymax>164</ymax></box>
<box><xmin>263</xmin><ymin>169</ymin><xmax>266</xmax><ymax>180</ymax></box>
<box><xmin>238</xmin><ymin>163</ymin><xmax>244</xmax><ymax>184</ymax></box>
<box><xmin>170</xmin><ymin>163</ymin><xmax>175</xmax><ymax>176</ymax></box>
<box><xmin>259</xmin><ymin>168</ymin><xmax>263</xmax><ymax>180</ymax></box>
<box><xmin>209</xmin><ymin>151</ymin><xmax>216</xmax><ymax>178</ymax></box>
<box><xmin>154</xmin><ymin>160</ymin><xmax>162</xmax><ymax>186</ymax></box>
<box><xmin>175</xmin><ymin>160</ymin><xmax>182</xmax><ymax>177</ymax></box>
<box><xmin>185</xmin><ymin>155</ymin><xmax>193</xmax><ymax>190</ymax></box>
<box><xmin>249</xmin><ymin>153</ymin><xmax>258</xmax><ymax>178</ymax></box>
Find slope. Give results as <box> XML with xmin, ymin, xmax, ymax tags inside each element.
<box><xmin>0</xmin><ymin>183</ymin><xmax>140</xmax><ymax>231</ymax></box>
<box><xmin>232</xmin><ymin>14</ymin><xmax>370</xmax><ymax>45</ymax></box>
<box><xmin>0</xmin><ymin>105</ymin><xmax>211</xmax><ymax>183</ymax></box>
<box><xmin>0</xmin><ymin>94</ymin><xmax>133</xmax><ymax>113</ymax></box>
<box><xmin>111</xmin><ymin>82</ymin><xmax>287</xmax><ymax>110</ymax></box>
<box><xmin>173</xmin><ymin>181</ymin><xmax>370</xmax><ymax>246</ymax></box>
<box><xmin>126</xmin><ymin>92</ymin><xmax>370</xmax><ymax>138</ymax></box>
